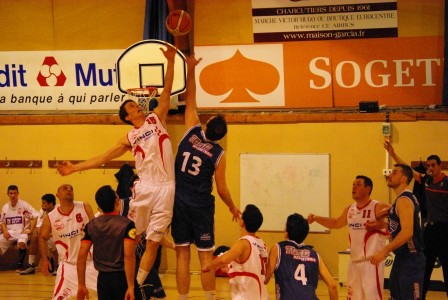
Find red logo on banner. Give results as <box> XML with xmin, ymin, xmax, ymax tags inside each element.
<box><xmin>36</xmin><ymin>57</ymin><xmax>67</xmax><ymax>87</ymax></box>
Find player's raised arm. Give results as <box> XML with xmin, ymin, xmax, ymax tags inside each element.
<box><xmin>184</xmin><ymin>54</ymin><xmax>202</xmax><ymax>129</ymax></box>
<box><xmin>308</xmin><ymin>205</ymin><xmax>349</xmax><ymax>229</ymax></box>
<box><xmin>383</xmin><ymin>141</ymin><xmax>420</xmax><ymax>180</ymax></box>
<box><xmin>154</xmin><ymin>43</ymin><xmax>176</xmax><ymax>127</ymax></box>
<box><xmin>58</xmin><ymin>135</ymin><xmax>131</xmax><ymax>176</ymax></box>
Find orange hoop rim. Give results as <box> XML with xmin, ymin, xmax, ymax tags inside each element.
<box><xmin>126</xmin><ymin>87</ymin><xmax>158</xmax><ymax>97</ymax></box>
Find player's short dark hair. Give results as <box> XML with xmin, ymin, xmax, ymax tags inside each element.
<box><xmin>7</xmin><ymin>185</ymin><xmax>18</xmax><ymax>193</ymax></box>
<box><xmin>95</xmin><ymin>185</ymin><xmax>117</xmax><ymax>213</ymax></box>
<box><xmin>286</xmin><ymin>213</ymin><xmax>309</xmax><ymax>244</ymax></box>
<box><xmin>395</xmin><ymin>163</ymin><xmax>414</xmax><ymax>184</ymax></box>
<box><xmin>119</xmin><ymin>100</ymin><xmax>134</xmax><ymax>125</ymax></box>
<box><xmin>356</xmin><ymin>175</ymin><xmax>373</xmax><ymax>195</ymax></box>
<box><xmin>242</xmin><ymin>204</ymin><xmax>263</xmax><ymax>233</ymax></box>
<box><xmin>205</xmin><ymin>114</ymin><xmax>227</xmax><ymax>141</ymax></box>
<box><xmin>41</xmin><ymin>194</ymin><xmax>56</xmax><ymax>205</ymax></box>
<box><xmin>427</xmin><ymin>154</ymin><xmax>441</xmax><ymax>165</ymax></box>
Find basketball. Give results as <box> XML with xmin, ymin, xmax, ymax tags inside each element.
<box><xmin>166</xmin><ymin>9</ymin><xmax>192</xmax><ymax>36</ymax></box>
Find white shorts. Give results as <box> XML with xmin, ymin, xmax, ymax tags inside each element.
<box><xmin>52</xmin><ymin>259</ymin><xmax>98</xmax><ymax>299</ymax></box>
<box><xmin>0</xmin><ymin>231</ymin><xmax>28</xmax><ymax>254</ymax></box>
<box><xmin>347</xmin><ymin>259</ymin><xmax>384</xmax><ymax>300</ymax></box>
<box><xmin>128</xmin><ymin>180</ymin><xmax>175</xmax><ymax>242</ymax></box>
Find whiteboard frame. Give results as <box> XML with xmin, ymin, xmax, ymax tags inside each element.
<box><xmin>240</xmin><ymin>153</ymin><xmax>330</xmax><ymax>233</ymax></box>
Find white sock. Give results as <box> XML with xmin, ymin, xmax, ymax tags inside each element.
<box><xmin>136</xmin><ymin>268</ymin><xmax>149</xmax><ymax>286</ymax></box>
<box><xmin>178</xmin><ymin>294</ymin><xmax>188</xmax><ymax>300</ymax></box>
<box><xmin>204</xmin><ymin>290</ymin><xmax>216</xmax><ymax>300</ymax></box>
<box><xmin>28</xmin><ymin>255</ymin><xmax>35</xmax><ymax>265</ymax></box>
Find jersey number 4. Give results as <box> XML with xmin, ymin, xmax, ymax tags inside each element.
<box><xmin>294</xmin><ymin>264</ymin><xmax>308</xmax><ymax>285</ymax></box>
<box><xmin>181</xmin><ymin>152</ymin><xmax>202</xmax><ymax>176</ymax></box>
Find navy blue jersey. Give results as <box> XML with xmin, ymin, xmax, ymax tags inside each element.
<box><xmin>175</xmin><ymin>125</ymin><xmax>224</xmax><ymax>207</ymax></box>
<box><xmin>274</xmin><ymin>241</ymin><xmax>319</xmax><ymax>300</ymax></box>
<box><xmin>388</xmin><ymin>190</ymin><xmax>424</xmax><ymax>255</ymax></box>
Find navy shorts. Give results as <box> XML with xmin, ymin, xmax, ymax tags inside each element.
<box><xmin>171</xmin><ymin>200</ymin><xmax>215</xmax><ymax>250</ymax></box>
<box><xmin>389</xmin><ymin>251</ymin><xmax>426</xmax><ymax>300</ymax></box>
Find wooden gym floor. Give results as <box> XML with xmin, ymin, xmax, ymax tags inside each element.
<box><xmin>0</xmin><ymin>270</ymin><xmax>447</xmax><ymax>300</ymax></box>
<box><xmin>0</xmin><ymin>271</ymin><xmax>447</xmax><ymax>300</ymax></box>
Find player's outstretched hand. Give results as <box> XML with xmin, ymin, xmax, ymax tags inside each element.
<box><xmin>229</xmin><ymin>206</ymin><xmax>242</xmax><ymax>223</ymax></box>
<box><xmin>307</xmin><ymin>213</ymin><xmax>316</xmax><ymax>224</ymax></box>
<box><xmin>160</xmin><ymin>43</ymin><xmax>177</xmax><ymax>61</ymax></box>
<box><xmin>185</xmin><ymin>54</ymin><xmax>202</xmax><ymax>69</ymax></box>
<box><xmin>57</xmin><ymin>161</ymin><xmax>75</xmax><ymax>176</ymax></box>
<box><xmin>383</xmin><ymin>140</ymin><xmax>395</xmax><ymax>155</ymax></box>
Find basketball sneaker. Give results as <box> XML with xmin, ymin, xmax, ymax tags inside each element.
<box><xmin>15</xmin><ymin>263</ymin><xmax>24</xmax><ymax>273</ymax></box>
<box><xmin>19</xmin><ymin>264</ymin><xmax>35</xmax><ymax>275</ymax></box>
<box><xmin>52</xmin><ymin>266</ymin><xmax>58</xmax><ymax>276</ymax></box>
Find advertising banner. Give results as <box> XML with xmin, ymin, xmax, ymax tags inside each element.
<box><xmin>252</xmin><ymin>0</ymin><xmax>398</xmax><ymax>42</ymax></box>
<box><xmin>0</xmin><ymin>50</ymin><xmax>123</xmax><ymax>111</ymax></box>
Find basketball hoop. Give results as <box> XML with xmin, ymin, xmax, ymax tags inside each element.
<box><xmin>127</xmin><ymin>87</ymin><xmax>158</xmax><ymax>114</ymax></box>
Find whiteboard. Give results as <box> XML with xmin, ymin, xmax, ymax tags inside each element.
<box><xmin>240</xmin><ymin>153</ymin><xmax>330</xmax><ymax>232</ymax></box>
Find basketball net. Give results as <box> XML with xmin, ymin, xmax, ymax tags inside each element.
<box><xmin>127</xmin><ymin>87</ymin><xmax>158</xmax><ymax>114</ymax></box>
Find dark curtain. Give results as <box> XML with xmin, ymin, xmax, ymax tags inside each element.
<box><xmin>443</xmin><ymin>0</ymin><xmax>448</xmax><ymax>105</ymax></box>
<box><xmin>143</xmin><ymin>0</ymin><xmax>174</xmax><ymax>44</ymax></box>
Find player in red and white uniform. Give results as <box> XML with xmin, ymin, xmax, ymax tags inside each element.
<box><xmin>126</xmin><ymin>111</ymin><xmax>175</xmax><ymax>238</ymax></box>
<box><xmin>346</xmin><ymin>199</ymin><xmax>388</xmax><ymax>300</ymax></box>
<box><xmin>57</xmin><ymin>44</ymin><xmax>177</xmax><ymax>287</ymax></box>
<box><xmin>0</xmin><ymin>185</ymin><xmax>38</xmax><ymax>271</ymax></box>
<box><xmin>39</xmin><ymin>184</ymin><xmax>97</xmax><ymax>300</ymax></box>
<box><xmin>309</xmin><ymin>175</ymin><xmax>390</xmax><ymax>300</ymax></box>
<box><xmin>203</xmin><ymin>204</ymin><xmax>269</xmax><ymax>300</ymax></box>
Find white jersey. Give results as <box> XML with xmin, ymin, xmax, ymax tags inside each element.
<box><xmin>127</xmin><ymin>112</ymin><xmax>175</xmax><ymax>184</ymax></box>
<box><xmin>48</xmin><ymin>202</ymin><xmax>91</xmax><ymax>265</ymax></box>
<box><xmin>0</xmin><ymin>199</ymin><xmax>37</xmax><ymax>234</ymax></box>
<box><xmin>347</xmin><ymin>199</ymin><xmax>387</xmax><ymax>261</ymax></box>
<box><xmin>228</xmin><ymin>235</ymin><xmax>269</xmax><ymax>300</ymax></box>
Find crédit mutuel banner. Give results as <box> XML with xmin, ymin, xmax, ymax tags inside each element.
<box><xmin>0</xmin><ymin>50</ymin><xmax>125</xmax><ymax>111</ymax></box>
